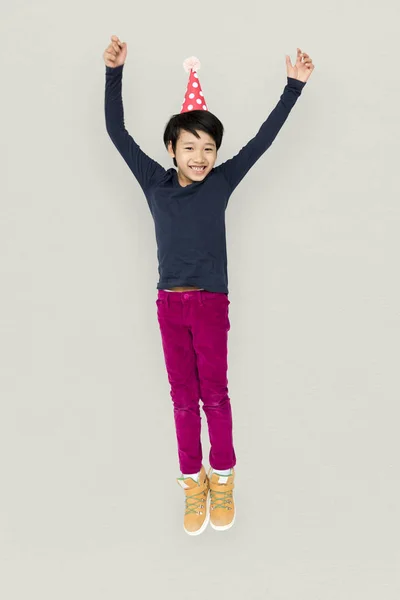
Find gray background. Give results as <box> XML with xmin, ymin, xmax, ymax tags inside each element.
<box><xmin>1</xmin><ymin>0</ymin><xmax>399</xmax><ymax>598</ymax></box>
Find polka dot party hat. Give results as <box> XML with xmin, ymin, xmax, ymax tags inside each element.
<box><xmin>180</xmin><ymin>56</ymin><xmax>208</xmax><ymax>114</ymax></box>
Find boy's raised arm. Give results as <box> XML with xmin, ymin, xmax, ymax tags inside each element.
<box><xmin>104</xmin><ymin>62</ymin><xmax>166</xmax><ymax>193</ymax></box>
<box><xmin>214</xmin><ymin>77</ymin><xmax>306</xmax><ymax>193</ymax></box>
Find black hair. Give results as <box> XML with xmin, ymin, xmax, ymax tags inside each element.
<box><xmin>163</xmin><ymin>110</ymin><xmax>224</xmax><ymax>167</ymax></box>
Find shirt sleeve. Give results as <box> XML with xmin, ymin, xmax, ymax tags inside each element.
<box><xmin>104</xmin><ymin>64</ymin><xmax>166</xmax><ymax>192</ymax></box>
<box><xmin>214</xmin><ymin>77</ymin><xmax>307</xmax><ymax>193</ymax></box>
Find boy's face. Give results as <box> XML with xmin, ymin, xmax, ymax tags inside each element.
<box><xmin>167</xmin><ymin>129</ymin><xmax>217</xmax><ymax>187</ymax></box>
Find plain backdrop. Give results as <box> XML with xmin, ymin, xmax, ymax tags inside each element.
<box><xmin>1</xmin><ymin>0</ymin><xmax>399</xmax><ymax>598</ymax></box>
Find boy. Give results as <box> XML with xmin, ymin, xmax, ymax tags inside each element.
<box><xmin>103</xmin><ymin>37</ymin><xmax>314</xmax><ymax>535</ymax></box>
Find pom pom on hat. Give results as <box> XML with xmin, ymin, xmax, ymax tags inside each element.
<box><xmin>183</xmin><ymin>56</ymin><xmax>201</xmax><ymax>73</ymax></box>
<box><xmin>180</xmin><ymin>56</ymin><xmax>208</xmax><ymax>114</ymax></box>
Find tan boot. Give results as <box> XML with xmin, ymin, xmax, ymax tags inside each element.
<box><xmin>176</xmin><ymin>465</ymin><xmax>210</xmax><ymax>536</ymax></box>
<box><xmin>208</xmin><ymin>467</ymin><xmax>235</xmax><ymax>531</ymax></box>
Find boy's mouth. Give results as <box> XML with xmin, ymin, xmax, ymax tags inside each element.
<box><xmin>190</xmin><ymin>166</ymin><xmax>206</xmax><ymax>172</ymax></box>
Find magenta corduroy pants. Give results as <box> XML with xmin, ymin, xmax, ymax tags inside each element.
<box><xmin>155</xmin><ymin>289</ymin><xmax>236</xmax><ymax>474</ymax></box>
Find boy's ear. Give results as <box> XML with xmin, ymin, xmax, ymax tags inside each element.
<box><xmin>167</xmin><ymin>141</ymin><xmax>174</xmax><ymax>157</ymax></box>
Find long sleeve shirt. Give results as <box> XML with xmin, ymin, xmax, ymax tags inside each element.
<box><xmin>104</xmin><ymin>64</ymin><xmax>306</xmax><ymax>293</ymax></box>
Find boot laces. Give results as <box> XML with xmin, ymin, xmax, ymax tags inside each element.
<box><xmin>210</xmin><ymin>488</ymin><xmax>233</xmax><ymax>510</ymax></box>
<box><xmin>185</xmin><ymin>488</ymin><xmax>207</xmax><ymax>515</ymax></box>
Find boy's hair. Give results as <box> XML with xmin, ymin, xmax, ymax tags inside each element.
<box><xmin>163</xmin><ymin>110</ymin><xmax>224</xmax><ymax>167</ymax></box>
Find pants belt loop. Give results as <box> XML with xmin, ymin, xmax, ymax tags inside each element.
<box><xmin>199</xmin><ymin>290</ymin><xmax>204</xmax><ymax>306</ymax></box>
<box><xmin>165</xmin><ymin>291</ymin><xmax>169</xmax><ymax>308</ymax></box>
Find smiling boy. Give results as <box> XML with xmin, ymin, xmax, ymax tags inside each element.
<box><xmin>103</xmin><ymin>38</ymin><xmax>314</xmax><ymax>534</ymax></box>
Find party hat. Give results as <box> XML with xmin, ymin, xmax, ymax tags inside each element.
<box><xmin>180</xmin><ymin>56</ymin><xmax>208</xmax><ymax>114</ymax></box>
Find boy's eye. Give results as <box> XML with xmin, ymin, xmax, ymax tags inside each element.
<box><xmin>184</xmin><ymin>147</ymin><xmax>213</xmax><ymax>151</ymax></box>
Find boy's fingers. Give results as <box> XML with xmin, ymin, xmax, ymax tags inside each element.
<box><xmin>106</xmin><ymin>36</ymin><xmax>123</xmax><ymax>59</ymax></box>
<box><xmin>111</xmin><ymin>35</ymin><xmax>123</xmax><ymax>47</ymax></box>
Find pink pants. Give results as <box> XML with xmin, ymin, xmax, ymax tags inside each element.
<box><xmin>156</xmin><ymin>289</ymin><xmax>236</xmax><ymax>474</ymax></box>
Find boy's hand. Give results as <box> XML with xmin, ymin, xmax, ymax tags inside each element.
<box><xmin>103</xmin><ymin>35</ymin><xmax>127</xmax><ymax>68</ymax></box>
<box><xmin>286</xmin><ymin>48</ymin><xmax>314</xmax><ymax>83</ymax></box>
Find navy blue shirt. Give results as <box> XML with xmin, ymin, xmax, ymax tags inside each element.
<box><xmin>105</xmin><ymin>64</ymin><xmax>306</xmax><ymax>293</ymax></box>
